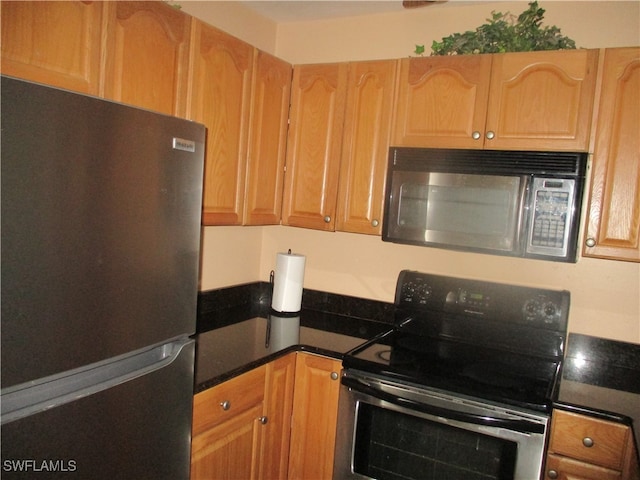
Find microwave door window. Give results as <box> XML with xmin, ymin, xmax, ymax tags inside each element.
<box><xmin>396</xmin><ymin>174</ymin><xmax>522</xmax><ymax>252</ymax></box>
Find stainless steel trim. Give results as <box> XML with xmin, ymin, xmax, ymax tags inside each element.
<box><xmin>333</xmin><ymin>370</ymin><xmax>549</xmax><ymax>480</ymax></box>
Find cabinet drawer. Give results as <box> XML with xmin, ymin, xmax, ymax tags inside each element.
<box><xmin>545</xmin><ymin>453</ymin><xmax>622</xmax><ymax>480</ymax></box>
<box><xmin>549</xmin><ymin>410</ymin><xmax>630</xmax><ymax>470</ymax></box>
<box><xmin>192</xmin><ymin>365</ymin><xmax>266</xmax><ymax>436</ymax></box>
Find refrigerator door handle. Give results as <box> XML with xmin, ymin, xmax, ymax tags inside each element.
<box><xmin>1</xmin><ymin>337</ymin><xmax>194</xmax><ymax>424</ymax></box>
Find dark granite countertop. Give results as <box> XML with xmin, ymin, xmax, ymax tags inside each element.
<box><xmin>555</xmin><ymin>333</ymin><xmax>640</xmax><ymax>458</ymax></box>
<box><xmin>195</xmin><ymin>283</ymin><xmax>640</xmax><ymax>457</ymax></box>
<box><xmin>193</xmin><ymin>309</ymin><xmax>391</xmax><ymax>393</ymax></box>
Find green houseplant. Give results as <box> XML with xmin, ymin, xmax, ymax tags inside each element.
<box><xmin>422</xmin><ymin>1</ymin><xmax>576</xmax><ymax>56</ymax></box>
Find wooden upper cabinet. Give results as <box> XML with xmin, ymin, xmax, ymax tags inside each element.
<box><xmin>394</xmin><ymin>49</ymin><xmax>598</xmax><ymax>151</ymax></box>
<box><xmin>1</xmin><ymin>1</ymin><xmax>104</xmax><ymax>95</ymax></box>
<box><xmin>187</xmin><ymin>20</ymin><xmax>254</xmax><ymax>225</ymax></box>
<box><xmin>583</xmin><ymin>47</ymin><xmax>640</xmax><ymax>262</ymax></box>
<box><xmin>486</xmin><ymin>49</ymin><xmax>598</xmax><ymax>151</ymax></box>
<box><xmin>393</xmin><ymin>54</ymin><xmax>492</xmax><ymax>149</ymax></box>
<box><xmin>101</xmin><ymin>1</ymin><xmax>190</xmax><ymax>117</ymax></box>
<box><xmin>244</xmin><ymin>51</ymin><xmax>292</xmax><ymax>225</ymax></box>
<box><xmin>336</xmin><ymin>60</ymin><xmax>398</xmax><ymax>235</ymax></box>
<box><xmin>282</xmin><ymin>63</ymin><xmax>348</xmax><ymax>231</ymax></box>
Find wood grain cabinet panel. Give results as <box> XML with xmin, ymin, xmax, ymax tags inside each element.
<box><xmin>394</xmin><ymin>49</ymin><xmax>598</xmax><ymax>151</ymax></box>
<box><xmin>1</xmin><ymin>0</ymin><xmax>104</xmax><ymax>95</ymax></box>
<box><xmin>191</xmin><ymin>355</ymin><xmax>296</xmax><ymax>480</ymax></box>
<box><xmin>187</xmin><ymin>19</ymin><xmax>254</xmax><ymax>225</ymax></box>
<box><xmin>546</xmin><ymin>410</ymin><xmax>639</xmax><ymax>480</ymax></box>
<box><xmin>583</xmin><ymin>47</ymin><xmax>640</xmax><ymax>262</ymax></box>
<box><xmin>487</xmin><ymin>49</ymin><xmax>598</xmax><ymax>151</ymax></box>
<box><xmin>259</xmin><ymin>353</ymin><xmax>296</xmax><ymax>479</ymax></box>
<box><xmin>336</xmin><ymin>60</ymin><xmax>398</xmax><ymax>235</ymax></box>
<box><xmin>288</xmin><ymin>353</ymin><xmax>342</xmax><ymax>480</ymax></box>
<box><xmin>244</xmin><ymin>51</ymin><xmax>292</xmax><ymax>225</ymax></box>
<box><xmin>282</xmin><ymin>63</ymin><xmax>348</xmax><ymax>231</ymax></box>
<box><xmin>102</xmin><ymin>1</ymin><xmax>191</xmax><ymax>117</ymax></box>
<box><xmin>393</xmin><ymin>54</ymin><xmax>492</xmax><ymax>149</ymax></box>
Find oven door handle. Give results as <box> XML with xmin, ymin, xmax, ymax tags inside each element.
<box><xmin>341</xmin><ymin>376</ymin><xmax>545</xmax><ymax>434</ymax></box>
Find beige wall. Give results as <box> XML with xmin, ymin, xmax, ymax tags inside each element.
<box><xmin>188</xmin><ymin>1</ymin><xmax>640</xmax><ymax>344</ymax></box>
<box><xmin>180</xmin><ymin>1</ymin><xmax>278</xmax><ymax>53</ymax></box>
<box><xmin>275</xmin><ymin>1</ymin><xmax>640</xmax><ymax>63</ymax></box>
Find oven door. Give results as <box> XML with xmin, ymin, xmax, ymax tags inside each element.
<box><xmin>333</xmin><ymin>370</ymin><xmax>549</xmax><ymax>480</ymax></box>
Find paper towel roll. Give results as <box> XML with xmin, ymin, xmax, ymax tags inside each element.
<box><xmin>271</xmin><ymin>252</ymin><xmax>306</xmax><ymax>313</ymax></box>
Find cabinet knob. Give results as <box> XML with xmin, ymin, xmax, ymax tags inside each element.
<box><xmin>585</xmin><ymin>237</ymin><xmax>596</xmax><ymax>248</ymax></box>
<box><xmin>485</xmin><ymin>130</ymin><xmax>495</xmax><ymax>140</ymax></box>
<box><xmin>324</xmin><ymin>215</ymin><xmax>331</xmax><ymax>223</ymax></box>
<box><xmin>371</xmin><ymin>219</ymin><xmax>379</xmax><ymax>227</ymax></box>
<box><xmin>220</xmin><ymin>400</ymin><xmax>231</xmax><ymax>411</ymax></box>
<box><xmin>582</xmin><ymin>436</ymin><xmax>594</xmax><ymax>448</ymax></box>
<box><xmin>258</xmin><ymin>416</ymin><xmax>268</xmax><ymax>425</ymax></box>
<box><xmin>547</xmin><ymin>469</ymin><xmax>558</xmax><ymax>479</ymax></box>
<box><xmin>472</xmin><ymin>131</ymin><xmax>482</xmax><ymax>140</ymax></box>
<box><xmin>330</xmin><ymin>372</ymin><xmax>339</xmax><ymax>380</ymax></box>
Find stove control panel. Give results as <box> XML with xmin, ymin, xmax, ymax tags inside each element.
<box><xmin>395</xmin><ymin>270</ymin><xmax>570</xmax><ymax>331</ymax></box>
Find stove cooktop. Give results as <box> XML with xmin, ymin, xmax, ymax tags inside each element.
<box><xmin>342</xmin><ymin>271</ymin><xmax>570</xmax><ymax>412</ymax></box>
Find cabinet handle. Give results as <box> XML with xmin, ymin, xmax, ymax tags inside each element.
<box><xmin>547</xmin><ymin>469</ymin><xmax>558</xmax><ymax>479</ymax></box>
<box><xmin>330</xmin><ymin>372</ymin><xmax>339</xmax><ymax>380</ymax></box>
<box><xmin>258</xmin><ymin>416</ymin><xmax>268</xmax><ymax>425</ymax></box>
<box><xmin>472</xmin><ymin>131</ymin><xmax>482</xmax><ymax>140</ymax></box>
<box><xmin>582</xmin><ymin>437</ymin><xmax>594</xmax><ymax>448</ymax></box>
<box><xmin>585</xmin><ymin>237</ymin><xmax>596</xmax><ymax>247</ymax></box>
<box><xmin>220</xmin><ymin>400</ymin><xmax>231</xmax><ymax>411</ymax></box>
<box><xmin>485</xmin><ymin>130</ymin><xmax>495</xmax><ymax>140</ymax></box>
<box><xmin>371</xmin><ymin>219</ymin><xmax>379</xmax><ymax>228</ymax></box>
<box><xmin>324</xmin><ymin>215</ymin><xmax>331</xmax><ymax>223</ymax></box>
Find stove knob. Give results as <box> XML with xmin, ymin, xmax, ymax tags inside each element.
<box><xmin>523</xmin><ymin>299</ymin><xmax>540</xmax><ymax>319</ymax></box>
<box><xmin>542</xmin><ymin>302</ymin><xmax>558</xmax><ymax>323</ymax></box>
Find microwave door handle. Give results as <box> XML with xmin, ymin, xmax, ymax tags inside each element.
<box><xmin>515</xmin><ymin>176</ymin><xmax>530</xmax><ymax>250</ymax></box>
<box><xmin>341</xmin><ymin>376</ymin><xmax>544</xmax><ymax>435</ymax></box>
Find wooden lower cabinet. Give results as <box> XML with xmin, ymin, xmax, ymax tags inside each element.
<box><xmin>191</xmin><ymin>352</ymin><xmax>342</xmax><ymax>480</ymax></box>
<box><xmin>288</xmin><ymin>353</ymin><xmax>342</xmax><ymax>480</ymax></box>
<box><xmin>191</xmin><ymin>354</ymin><xmax>296</xmax><ymax>480</ymax></box>
<box><xmin>545</xmin><ymin>410</ymin><xmax>639</xmax><ymax>480</ymax></box>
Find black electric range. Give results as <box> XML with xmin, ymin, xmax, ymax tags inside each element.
<box><xmin>342</xmin><ymin>270</ymin><xmax>570</xmax><ymax>412</ymax></box>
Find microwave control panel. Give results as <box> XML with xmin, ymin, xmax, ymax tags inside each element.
<box><xmin>528</xmin><ymin>178</ymin><xmax>576</xmax><ymax>256</ymax></box>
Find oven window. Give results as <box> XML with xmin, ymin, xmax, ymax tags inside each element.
<box><xmin>353</xmin><ymin>403</ymin><xmax>517</xmax><ymax>480</ymax></box>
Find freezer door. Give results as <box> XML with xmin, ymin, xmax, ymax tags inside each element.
<box><xmin>1</xmin><ymin>340</ymin><xmax>195</xmax><ymax>480</ymax></box>
<box><xmin>1</xmin><ymin>76</ymin><xmax>205</xmax><ymax>388</ymax></box>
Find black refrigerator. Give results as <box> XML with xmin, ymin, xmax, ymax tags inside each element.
<box><xmin>1</xmin><ymin>76</ymin><xmax>206</xmax><ymax>479</ymax></box>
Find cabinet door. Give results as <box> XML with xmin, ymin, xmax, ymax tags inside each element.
<box><xmin>545</xmin><ymin>454</ymin><xmax>623</xmax><ymax>480</ymax></box>
<box><xmin>191</xmin><ymin>366</ymin><xmax>266</xmax><ymax>480</ymax></box>
<box><xmin>191</xmin><ymin>403</ymin><xmax>264</xmax><ymax>480</ymax></box>
<box><xmin>486</xmin><ymin>49</ymin><xmax>598</xmax><ymax>151</ymax></box>
<box><xmin>102</xmin><ymin>1</ymin><xmax>190</xmax><ymax>117</ymax></box>
<box><xmin>1</xmin><ymin>1</ymin><xmax>103</xmax><ymax>95</ymax></box>
<box><xmin>244</xmin><ymin>51</ymin><xmax>292</xmax><ymax>225</ymax></box>
<box><xmin>583</xmin><ymin>47</ymin><xmax>640</xmax><ymax>262</ymax></box>
<box><xmin>259</xmin><ymin>353</ymin><xmax>296</xmax><ymax>479</ymax></box>
<box><xmin>282</xmin><ymin>63</ymin><xmax>348</xmax><ymax>231</ymax></box>
<box><xmin>336</xmin><ymin>60</ymin><xmax>398</xmax><ymax>235</ymax></box>
<box><xmin>393</xmin><ymin>55</ymin><xmax>492</xmax><ymax>149</ymax></box>
<box><xmin>187</xmin><ymin>20</ymin><xmax>254</xmax><ymax>225</ymax></box>
<box><xmin>288</xmin><ymin>353</ymin><xmax>342</xmax><ymax>480</ymax></box>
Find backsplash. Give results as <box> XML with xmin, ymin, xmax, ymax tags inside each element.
<box><xmin>196</xmin><ymin>282</ymin><xmax>394</xmax><ymax>333</ymax></box>
<box><xmin>565</xmin><ymin>333</ymin><xmax>640</xmax><ymax>394</ymax></box>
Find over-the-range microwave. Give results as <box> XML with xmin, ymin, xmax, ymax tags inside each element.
<box><xmin>382</xmin><ymin>147</ymin><xmax>588</xmax><ymax>262</ymax></box>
